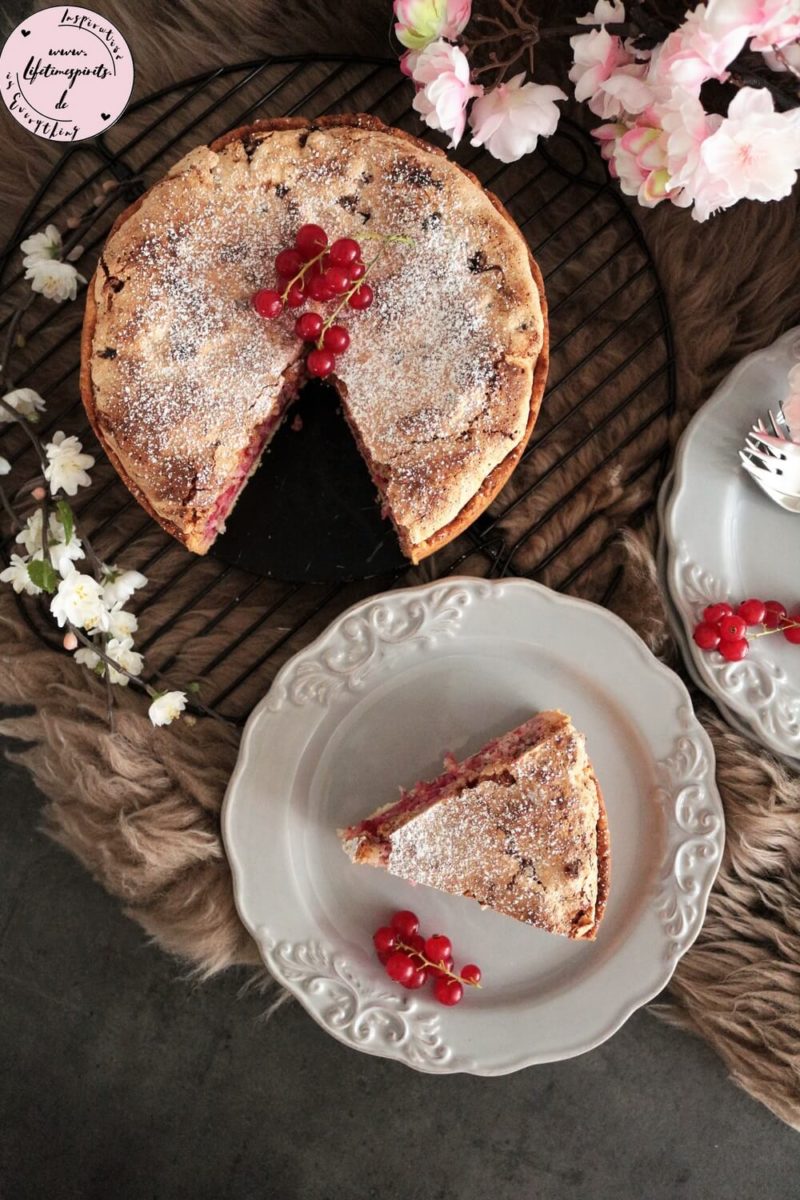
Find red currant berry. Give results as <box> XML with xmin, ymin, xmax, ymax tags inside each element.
<box><xmin>434</xmin><ymin>977</ymin><xmax>463</xmax><ymax>1006</ymax></box>
<box><xmin>295</xmin><ymin>223</ymin><xmax>327</xmax><ymax>260</ymax></box>
<box><xmin>719</xmin><ymin>638</ymin><xmax>749</xmax><ymax>661</ymax></box>
<box><xmin>461</xmin><ymin>964</ymin><xmax>482</xmax><ymax>986</ymax></box>
<box><xmin>718</xmin><ymin>614</ymin><xmax>747</xmax><ymax>642</ymax></box>
<box><xmin>252</xmin><ymin>288</ymin><xmax>283</xmax><ymax>318</ymax></box>
<box><xmin>329</xmin><ymin>237</ymin><xmax>361</xmax><ymax>266</ymax></box>
<box><xmin>764</xmin><ymin>600</ymin><xmax>788</xmax><ymax>629</ymax></box>
<box><xmin>693</xmin><ymin>622</ymin><xmax>721</xmax><ymax>651</ymax></box>
<box><xmin>385</xmin><ymin>952</ymin><xmax>416</xmax><ymax>985</ymax></box>
<box><xmin>306</xmin><ymin>348</ymin><xmax>335</xmax><ymax>378</ymax></box>
<box><xmin>390</xmin><ymin>910</ymin><xmax>420</xmax><ymax>939</ymax></box>
<box><xmin>737</xmin><ymin>598</ymin><xmax>766</xmax><ymax>626</ymax></box>
<box><xmin>430</xmin><ymin>957</ymin><xmax>455</xmax><ymax>979</ymax></box>
<box><xmin>704</xmin><ymin>602</ymin><xmax>733</xmax><ymax>624</ymax></box>
<box><xmin>294</xmin><ymin>311</ymin><xmax>324</xmax><ymax>341</ymax></box>
<box><xmin>348</xmin><ymin>283</ymin><xmax>374</xmax><ymax>310</ymax></box>
<box><xmin>322</xmin><ymin>324</ymin><xmax>350</xmax><ymax>353</ymax></box>
<box><xmin>323</xmin><ymin>265</ymin><xmax>352</xmax><ymax>295</ymax></box>
<box><xmin>275</xmin><ymin>248</ymin><xmax>302</xmax><ymax>278</ymax></box>
<box><xmin>285</xmin><ymin>282</ymin><xmax>305</xmax><ymax>308</ymax></box>
<box><xmin>307</xmin><ymin>274</ymin><xmax>334</xmax><ymax>303</ymax></box>
<box><xmin>404</xmin><ymin>932</ymin><xmax>426</xmax><ymax>956</ymax></box>
<box><xmin>404</xmin><ymin>968</ymin><xmax>428</xmax><ymax>990</ymax></box>
<box><xmin>425</xmin><ymin>934</ymin><xmax>452</xmax><ymax>963</ymax></box>
<box><xmin>783</xmin><ymin>615</ymin><xmax>800</xmax><ymax>644</ymax></box>
<box><xmin>347</xmin><ymin>260</ymin><xmax>366</xmax><ymax>282</ymax></box>
<box><xmin>372</xmin><ymin>926</ymin><xmax>397</xmax><ymax>956</ymax></box>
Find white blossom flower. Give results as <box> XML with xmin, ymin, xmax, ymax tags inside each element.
<box><xmin>15</xmin><ymin>508</ymin><xmax>45</xmax><ymax>556</ymax></box>
<box><xmin>148</xmin><ymin>690</ymin><xmax>187</xmax><ymax>726</ymax></box>
<box><xmin>105</xmin><ymin>637</ymin><xmax>144</xmax><ymax>686</ymax></box>
<box><xmin>108</xmin><ymin>607</ymin><xmax>139</xmax><ymax>639</ymax></box>
<box><xmin>0</xmin><ymin>456</ymin><xmax>10</xmax><ymax>475</ymax></box>
<box><xmin>0</xmin><ymin>553</ymin><xmax>41</xmax><ymax>595</ymax></box>
<box><xmin>50</xmin><ymin>567</ymin><xmax>109</xmax><ymax>632</ymax></box>
<box><xmin>101</xmin><ymin>565</ymin><xmax>148</xmax><ymax>609</ymax></box>
<box><xmin>25</xmin><ymin>257</ymin><xmax>86</xmax><ymax>303</ymax></box>
<box><xmin>20</xmin><ymin>224</ymin><xmax>62</xmax><ymax>267</ymax></box>
<box><xmin>74</xmin><ymin>645</ymin><xmax>101</xmax><ymax>670</ymax></box>
<box><xmin>44</xmin><ymin>431</ymin><xmax>95</xmax><ymax>496</ymax></box>
<box><xmin>16</xmin><ymin>508</ymin><xmax>84</xmax><ymax>575</ymax></box>
<box><xmin>47</xmin><ymin>532</ymin><xmax>85</xmax><ymax>576</ymax></box>
<box><xmin>1</xmin><ymin>388</ymin><xmax>46</xmax><ymax>424</ymax></box>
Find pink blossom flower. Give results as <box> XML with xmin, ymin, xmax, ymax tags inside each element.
<box><xmin>394</xmin><ymin>0</ymin><xmax>472</xmax><ymax>51</ymax></box>
<box><xmin>569</xmin><ymin>27</ymin><xmax>631</xmax><ymax>103</ymax></box>
<box><xmin>411</xmin><ymin>40</ymin><xmax>482</xmax><ymax>147</ymax></box>
<box><xmin>699</xmin><ymin>86</ymin><xmax>800</xmax><ymax>206</ymax></box>
<box><xmin>594</xmin><ymin>118</ymin><xmax>675</xmax><ymax>207</ymax></box>
<box><xmin>569</xmin><ymin>27</ymin><xmax>652</xmax><ymax>118</ymax></box>
<box><xmin>649</xmin><ymin>4</ymin><xmax>749</xmax><ymax>92</ymax></box>
<box><xmin>661</xmin><ymin>90</ymin><xmax>728</xmax><ymax>221</ymax></box>
<box><xmin>399</xmin><ymin>49</ymin><xmax>420</xmax><ymax>77</ymax></box>
<box><xmin>469</xmin><ymin>73</ymin><xmax>566</xmax><ymax>162</ymax></box>
<box><xmin>575</xmin><ymin>0</ymin><xmax>626</xmax><ymax>24</ymax></box>
<box><xmin>705</xmin><ymin>0</ymin><xmax>800</xmax><ymax>51</ymax></box>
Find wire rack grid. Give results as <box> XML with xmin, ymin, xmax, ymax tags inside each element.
<box><xmin>0</xmin><ymin>55</ymin><xmax>676</xmax><ymax>724</ymax></box>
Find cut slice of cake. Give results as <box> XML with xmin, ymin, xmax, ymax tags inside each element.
<box><xmin>340</xmin><ymin>711</ymin><xmax>610</xmax><ymax>940</ymax></box>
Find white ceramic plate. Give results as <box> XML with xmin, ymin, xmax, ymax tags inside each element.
<box><xmin>223</xmin><ymin>578</ymin><xmax>723</xmax><ymax>1074</ymax></box>
<box><xmin>664</xmin><ymin>327</ymin><xmax>800</xmax><ymax>762</ymax></box>
<box><xmin>657</xmin><ymin>472</ymin><xmax>781</xmax><ymax>758</ymax></box>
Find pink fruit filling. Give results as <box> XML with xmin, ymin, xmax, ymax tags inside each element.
<box><xmin>201</xmin><ymin>393</ymin><xmax>296</xmax><ymax>543</ymax></box>
<box><xmin>344</xmin><ymin>714</ymin><xmax>553</xmax><ymax>852</ymax></box>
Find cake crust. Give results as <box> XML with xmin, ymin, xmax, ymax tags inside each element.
<box><xmin>81</xmin><ymin>113</ymin><xmax>548</xmax><ymax>562</ymax></box>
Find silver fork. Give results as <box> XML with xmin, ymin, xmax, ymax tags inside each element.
<box><xmin>739</xmin><ymin>403</ymin><xmax>800</xmax><ymax>512</ymax></box>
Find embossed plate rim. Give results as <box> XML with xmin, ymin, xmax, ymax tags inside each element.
<box><xmin>223</xmin><ymin>577</ymin><xmax>724</xmax><ymax>1073</ymax></box>
<box><xmin>664</xmin><ymin>326</ymin><xmax>800</xmax><ymax>760</ymax></box>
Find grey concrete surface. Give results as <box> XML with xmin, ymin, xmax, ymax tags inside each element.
<box><xmin>2</xmin><ymin>748</ymin><xmax>799</xmax><ymax>1200</ymax></box>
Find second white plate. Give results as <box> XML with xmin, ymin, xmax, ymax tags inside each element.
<box><xmin>664</xmin><ymin>327</ymin><xmax>800</xmax><ymax>761</ymax></box>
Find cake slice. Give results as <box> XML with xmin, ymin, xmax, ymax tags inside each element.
<box><xmin>340</xmin><ymin>711</ymin><xmax>610</xmax><ymax>939</ymax></box>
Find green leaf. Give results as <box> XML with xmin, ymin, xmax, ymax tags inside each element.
<box><xmin>27</xmin><ymin>558</ymin><xmax>58</xmax><ymax>593</ymax></box>
<box><xmin>55</xmin><ymin>499</ymin><xmax>74</xmax><ymax>544</ymax></box>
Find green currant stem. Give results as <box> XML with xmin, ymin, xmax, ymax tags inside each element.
<box><xmin>751</xmin><ymin>620</ymin><xmax>800</xmax><ymax>638</ymax></box>
<box><xmin>315</xmin><ymin>247</ymin><xmax>384</xmax><ymax>349</ymax></box>
<box><xmin>279</xmin><ymin>247</ymin><xmax>328</xmax><ymax>302</ymax></box>
<box><xmin>395</xmin><ymin>940</ymin><xmax>481</xmax><ymax>988</ymax></box>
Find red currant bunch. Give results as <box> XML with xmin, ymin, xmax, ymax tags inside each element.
<box><xmin>692</xmin><ymin>597</ymin><xmax>800</xmax><ymax>660</ymax></box>
<box><xmin>251</xmin><ymin>224</ymin><xmax>375</xmax><ymax>380</ymax></box>
<box><xmin>372</xmin><ymin>910</ymin><xmax>482</xmax><ymax>1007</ymax></box>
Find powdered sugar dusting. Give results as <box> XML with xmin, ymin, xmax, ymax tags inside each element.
<box><xmin>355</xmin><ymin>712</ymin><xmax>601</xmax><ymax>936</ymax></box>
<box><xmin>91</xmin><ymin>124</ymin><xmax>540</xmax><ymax>542</ymax></box>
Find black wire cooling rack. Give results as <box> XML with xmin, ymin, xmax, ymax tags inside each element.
<box><xmin>0</xmin><ymin>55</ymin><xmax>676</xmax><ymax>724</ymax></box>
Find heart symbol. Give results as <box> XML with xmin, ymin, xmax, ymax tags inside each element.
<box><xmin>100</xmin><ymin>112</ymin><xmax>110</xmax><ymax>120</ymax></box>
<box><xmin>20</xmin><ymin>28</ymin><xmax>30</xmax><ymax>36</ymax></box>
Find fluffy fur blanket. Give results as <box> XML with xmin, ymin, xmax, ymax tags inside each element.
<box><xmin>2</xmin><ymin>0</ymin><xmax>800</xmax><ymax>1129</ymax></box>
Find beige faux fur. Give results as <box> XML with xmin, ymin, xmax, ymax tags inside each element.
<box><xmin>2</xmin><ymin>0</ymin><xmax>800</xmax><ymax>1128</ymax></box>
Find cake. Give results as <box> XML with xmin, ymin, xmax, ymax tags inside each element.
<box><xmin>340</xmin><ymin>711</ymin><xmax>610</xmax><ymax>939</ymax></box>
<box><xmin>80</xmin><ymin>114</ymin><xmax>548</xmax><ymax>563</ymax></box>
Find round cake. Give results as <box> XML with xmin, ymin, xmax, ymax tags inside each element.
<box><xmin>80</xmin><ymin>114</ymin><xmax>549</xmax><ymax>563</ymax></box>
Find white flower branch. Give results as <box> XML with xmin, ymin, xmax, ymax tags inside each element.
<box><xmin>0</xmin><ymin>194</ymin><xmax>230</xmax><ymax>730</ymax></box>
